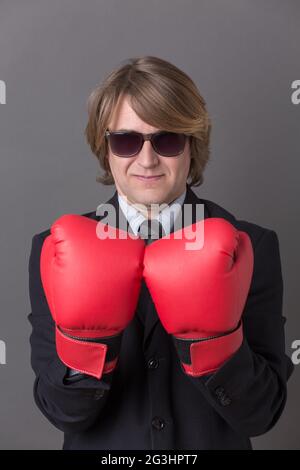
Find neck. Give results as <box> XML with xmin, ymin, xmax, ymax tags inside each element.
<box><xmin>118</xmin><ymin>187</ymin><xmax>187</xmax><ymax>219</ymax></box>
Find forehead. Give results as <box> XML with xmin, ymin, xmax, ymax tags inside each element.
<box><xmin>108</xmin><ymin>95</ymin><xmax>159</xmax><ymax>133</ymax></box>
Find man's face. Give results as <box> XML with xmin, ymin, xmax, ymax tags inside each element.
<box><xmin>107</xmin><ymin>96</ymin><xmax>191</xmax><ymax>214</ymax></box>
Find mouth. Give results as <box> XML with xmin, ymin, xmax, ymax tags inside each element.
<box><xmin>134</xmin><ymin>175</ymin><xmax>164</xmax><ymax>181</ymax></box>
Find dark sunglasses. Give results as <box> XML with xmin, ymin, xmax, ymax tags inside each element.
<box><xmin>105</xmin><ymin>130</ymin><xmax>189</xmax><ymax>157</ymax></box>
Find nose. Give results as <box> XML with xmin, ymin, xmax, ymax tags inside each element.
<box><xmin>136</xmin><ymin>140</ymin><xmax>160</xmax><ymax>168</ymax></box>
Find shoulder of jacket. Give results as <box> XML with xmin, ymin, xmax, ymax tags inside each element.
<box><xmin>31</xmin><ymin>210</ymin><xmax>98</xmax><ymax>242</ymax></box>
<box><xmin>202</xmin><ymin>198</ymin><xmax>275</xmax><ymax>247</ymax></box>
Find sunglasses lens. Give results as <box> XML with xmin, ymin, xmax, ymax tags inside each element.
<box><xmin>107</xmin><ymin>131</ymin><xmax>187</xmax><ymax>157</ymax></box>
<box><xmin>153</xmin><ymin>132</ymin><xmax>186</xmax><ymax>156</ymax></box>
<box><xmin>108</xmin><ymin>133</ymin><xmax>141</xmax><ymax>157</ymax></box>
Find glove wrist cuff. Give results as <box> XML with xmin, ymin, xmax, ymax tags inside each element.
<box><xmin>172</xmin><ymin>321</ymin><xmax>243</xmax><ymax>378</ymax></box>
<box><xmin>56</xmin><ymin>326</ymin><xmax>122</xmax><ymax>379</ymax></box>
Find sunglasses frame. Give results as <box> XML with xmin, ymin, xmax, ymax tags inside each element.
<box><xmin>105</xmin><ymin>129</ymin><xmax>189</xmax><ymax>157</ymax></box>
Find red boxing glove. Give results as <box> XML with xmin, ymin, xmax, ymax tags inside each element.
<box><xmin>40</xmin><ymin>214</ymin><xmax>145</xmax><ymax>379</ymax></box>
<box><xmin>143</xmin><ymin>218</ymin><xmax>254</xmax><ymax>377</ymax></box>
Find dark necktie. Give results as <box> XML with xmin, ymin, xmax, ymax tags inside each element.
<box><xmin>136</xmin><ymin>219</ymin><xmax>165</xmax><ymax>325</ymax></box>
<box><xmin>138</xmin><ymin>218</ymin><xmax>165</xmax><ymax>245</ymax></box>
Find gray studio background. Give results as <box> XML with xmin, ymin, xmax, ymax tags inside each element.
<box><xmin>0</xmin><ymin>0</ymin><xmax>299</xmax><ymax>449</ymax></box>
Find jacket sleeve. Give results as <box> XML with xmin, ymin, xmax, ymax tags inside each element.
<box><xmin>28</xmin><ymin>232</ymin><xmax>115</xmax><ymax>434</ymax></box>
<box><xmin>187</xmin><ymin>228</ymin><xmax>294</xmax><ymax>437</ymax></box>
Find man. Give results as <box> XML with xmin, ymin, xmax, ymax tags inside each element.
<box><xmin>28</xmin><ymin>56</ymin><xmax>294</xmax><ymax>450</ymax></box>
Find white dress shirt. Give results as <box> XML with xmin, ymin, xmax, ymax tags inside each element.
<box><xmin>118</xmin><ymin>188</ymin><xmax>187</xmax><ymax>236</ymax></box>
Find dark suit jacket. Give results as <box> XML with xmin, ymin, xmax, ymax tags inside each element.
<box><xmin>28</xmin><ymin>183</ymin><xmax>294</xmax><ymax>450</ymax></box>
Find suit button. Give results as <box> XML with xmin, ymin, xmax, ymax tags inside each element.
<box><xmin>148</xmin><ymin>358</ymin><xmax>159</xmax><ymax>369</ymax></box>
<box><xmin>94</xmin><ymin>390</ymin><xmax>105</xmax><ymax>400</ymax></box>
<box><xmin>220</xmin><ymin>395</ymin><xmax>231</xmax><ymax>406</ymax></box>
<box><xmin>151</xmin><ymin>417</ymin><xmax>165</xmax><ymax>430</ymax></box>
<box><xmin>214</xmin><ymin>386</ymin><xmax>231</xmax><ymax>406</ymax></box>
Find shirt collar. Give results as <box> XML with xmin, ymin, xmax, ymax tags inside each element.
<box><xmin>118</xmin><ymin>188</ymin><xmax>186</xmax><ymax>236</ymax></box>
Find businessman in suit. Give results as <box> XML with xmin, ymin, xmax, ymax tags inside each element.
<box><xmin>28</xmin><ymin>56</ymin><xmax>294</xmax><ymax>450</ymax></box>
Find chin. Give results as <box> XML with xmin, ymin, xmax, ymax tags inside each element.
<box><xmin>138</xmin><ymin>192</ymin><xmax>169</xmax><ymax>207</ymax></box>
